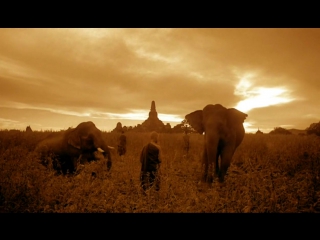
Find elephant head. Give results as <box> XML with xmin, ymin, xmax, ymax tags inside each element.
<box><xmin>36</xmin><ymin>121</ymin><xmax>113</xmax><ymax>174</ymax></box>
<box><xmin>185</xmin><ymin>104</ymin><xmax>247</xmax><ymax>183</ymax></box>
<box><xmin>64</xmin><ymin>121</ymin><xmax>113</xmax><ymax>172</ymax></box>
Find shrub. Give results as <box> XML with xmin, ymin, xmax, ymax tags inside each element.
<box><xmin>306</xmin><ymin>121</ymin><xmax>320</xmax><ymax>136</ymax></box>
<box><xmin>269</xmin><ymin>127</ymin><xmax>292</xmax><ymax>135</ymax></box>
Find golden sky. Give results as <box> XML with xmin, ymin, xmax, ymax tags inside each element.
<box><xmin>0</xmin><ymin>28</ymin><xmax>319</xmax><ymax>133</ymax></box>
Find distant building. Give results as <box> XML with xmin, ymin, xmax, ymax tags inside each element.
<box><xmin>256</xmin><ymin>128</ymin><xmax>263</xmax><ymax>134</ymax></box>
<box><xmin>26</xmin><ymin>125</ymin><xmax>33</xmax><ymax>133</ymax></box>
<box><xmin>112</xmin><ymin>122</ymin><xmax>123</xmax><ymax>133</ymax></box>
<box><xmin>110</xmin><ymin>101</ymin><xmax>173</xmax><ymax>133</ymax></box>
<box><xmin>140</xmin><ymin>101</ymin><xmax>166</xmax><ymax>132</ymax></box>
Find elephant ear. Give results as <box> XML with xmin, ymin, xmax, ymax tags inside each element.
<box><xmin>227</xmin><ymin>108</ymin><xmax>248</xmax><ymax>126</ymax></box>
<box><xmin>185</xmin><ymin>110</ymin><xmax>204</xmax><ymax>134</ymax></box>
<box><xmin>67</xmin><ymin>130</ymin><xmax>81</xmax><ymax>149</ymax></box>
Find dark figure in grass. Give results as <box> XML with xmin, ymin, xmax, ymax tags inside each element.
<box><xmin>140</xmin><ymin>131</ymin><xmax>162</xmax><ymax>192</ymax></box>
<box><xmin>117</xmin><ymin>131</ymin><xmax>127</xmax><ymax>159</ymax></box>
<box><xmin>183</xmin><ymin>130</ymin><xmax>190</xmax><ymax>154</ymax></box>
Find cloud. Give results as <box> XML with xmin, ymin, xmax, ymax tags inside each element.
<box><xmin>234</xmin><ymin>74</ymin><xmax>295</xmax><ymax>113</ymax></box>
<box><xmin>0</xmin><ymin>28</ymin><xmax>320</xmax><ymax>133</ymax></box>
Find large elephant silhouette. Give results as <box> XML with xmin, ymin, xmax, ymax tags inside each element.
<box><xmin>185</xmin><ymin>104</ymin><xmax>248</xmax><ymax>183</ymax></box>
<box><xmin>36</xmin><ymin>121</ymin><xmax>113</xmax><ymax>174</ymax></box>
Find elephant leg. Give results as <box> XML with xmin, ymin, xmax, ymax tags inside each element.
<box><xmin>52</xmin><ymin>156</ymin><xmax>62</xmax><ymax>174</ymax></box>
<box><xmin>62</xmin><ymin>156</ymin><xmax>76</xmax><ymax>174</ymax></box>
<box><xmin>73</xmin><ymin>155</ymin><xmax>82</xmax><ymax>172</ymax></box>
<box><xmin>207</xmin><ymin>163</ymin><xmax>214</xmax><ymax>183</ymax></box>
<box><xmin>202</xmin><ymin>147</ymin><xmax>209</xmax><ymax>182</ymax></box>
<box><xmin>205</xmin><ymin>136</ymin><xmax>220</xmax><ymax>183</ymax></box>
<box><xmin>219</xmin><ymin>145</ymin><xmax>236</xmax><ymax>182</ymax></box>
<box><xmin>61</xmin><ymin>162</ymin><xmax>68</xmax><ymax>174</ymax></box>
<box><xmin>66</xmin><ymin>160</ymin><xmax>74</xmax><ymax>174</ymax></box>
<box><xmin>67</xmin><ymin>156</ymin><xmax>79</xmax><ymax>174</ymax></box>
<box><xmin>215</xmin><ymin>150</ymin><xmax>220</xmax><ymax>178</ymax></box>
<box><xmin>104</xmin><ymin>152</ymin><xmax>112</xmax><ymax>171</ymax></box>
<box><xmin>205</xmin><ymin>148</ymin><xmax>215</xmax><ymax>183</ymax></box>
<box><xmin>215</xmin><ymin>140</ymin><xmax>224</xmax><ymax>178</ymax></box>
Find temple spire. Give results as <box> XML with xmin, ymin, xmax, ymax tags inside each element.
<box><xmin>140</xmin><ymin>100</ymin><xmax>165</xmax><ymax>132</ymax></box>
<box><xmin>151</xmin><ymin>100</ymin><xmax>156</xmax><ymax>111</ymax></box>
<box><xmin>149</xmin><ymin>100</ymin><xmax>157</xmax><ymax>118</ymax></box>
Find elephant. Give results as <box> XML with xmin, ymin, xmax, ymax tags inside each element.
<box><xmin>35</xmin><ymin>121</ymin><xmax>113</xmax><ymax>174</ymax></box>
<box><xmin>185</xmin><ymin>104</ymin><xmax>248</xmax><ymax>183</ymax></box>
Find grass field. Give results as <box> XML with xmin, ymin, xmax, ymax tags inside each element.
<box><xmin>0</xmin><ymin>130</ymin><xmax>319</xmax><ymax>213</ymax></box>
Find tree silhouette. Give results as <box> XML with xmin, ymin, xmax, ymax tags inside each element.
<box><xmin>181</xmin><ymin>119</ymin><xmax>196</xmax><ymax>133</ymax></box>
<box><xmin>269</xmin><ymin>127</ymin><xmax>292</xmax><ymax>135</ymax></box>
<box><xmin>306</xmin><ymin>121</ymin><xmax>320</xmax><ymax>136</ymax></box>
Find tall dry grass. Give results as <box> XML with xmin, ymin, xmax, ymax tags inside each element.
<box><xmin>0</xmin><ymin>131</ymin><xmax>319</xmax><ymax>213</ymax></box>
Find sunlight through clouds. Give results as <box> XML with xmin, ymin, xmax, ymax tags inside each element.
<box><xmin>134</xmin><ymin>48</ymin><xmax>180</xmax><ymax>64</ymax></box>
<box><xmin>0</xmin><ymin>118</ymin><xmax>19</xmax><ymax>124</ymax></box>
<box><xmin>1</xmin><ymin>29</ymin><xmax>318</xmax><ymax>132</ymax></box>
<box><xmin>104</xmin><ymin>111</ymin><xmax>183</xmax><ymax>123</ymax></box>
<box><xmin>243</xmin><ymin>122</ymin><xmax>255</xmax><ymax>133</ymax></box>
<box><xmin>2</xmin><ymin>102</ymin><xmax>92</xmax><ymax>118</ymax></box>
<box><xmin>68</xmin><ymin>28</ymin><xmax>120</xmax><ymax>40</ymax></box>
<box><xmin>158</xmin><ymin>114</ymin><xmax>183</xmax><ymax>123</ymax></box>
<box><xmin>234</xmin><ymin>75</ymin><xmax>294</xmax><ymax>113</ymax></box>
<box><xmin>105</xmin><ymin>111</ymin><xmax>148</xmax><ymax>120</ymax></box>
<box><xmin>0</xmin><ymin>57</ymin><xmax>48</xmax><ymax>85</ymax></box>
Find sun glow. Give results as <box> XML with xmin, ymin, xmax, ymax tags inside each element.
<box><xmin>106</xmin><ymin>111</ymin><xmax>148</xmax><ymax>120</ymax></box>
<box><xmin>234</xmin><ymin>77</ymin><xmax>294</xmax><ymax>113</ymax></box>
<box><xmin>158</xmin><ymin>114</ymin><xmax>183</xmax><ymax>123</ymax></box>
<box><xmin>105</xmin><ymin>110</ymin><xmax>183</xmax><ymax>123</ymax></box>
<box><xmin>243</xmin><ymin>122</ymin><xmax>255</xmax><ymax>133</ymax></box>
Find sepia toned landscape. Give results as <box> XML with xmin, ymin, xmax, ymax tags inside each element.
<box><xmin>0</xmin><ymin>128</ymin><xmax>319</xmax><ymax>213</ymax></box>
<box><xmin>1</xmin><ymin>28</ymin><xmax>320</xmax><ymax>213</ymax></box>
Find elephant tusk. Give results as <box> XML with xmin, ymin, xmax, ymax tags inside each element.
<box><xmin>108</xmin><ymin>146</ymin><xmax>115</xmax><ymax>150</ymax></box>
<box><xmin>97</xmin><ymin>147</ymin><xmax>105</xmax><ymax>153</ymax></box>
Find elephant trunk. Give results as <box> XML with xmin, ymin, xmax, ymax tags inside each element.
<box><xmin>203</xmin><ymin>132</ymin><xmax>220</xmax><ymax>183</ymax></box>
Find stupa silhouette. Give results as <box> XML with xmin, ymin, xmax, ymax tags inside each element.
<box><xmin>141</xmin><ymin>100</ymin><xmax>165</xmax><ymax>132</ymax></box>
<box><xmin>256</xmin><ymin>128</ymin><xmax>263</xmax><ymax>134</ymax></box>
